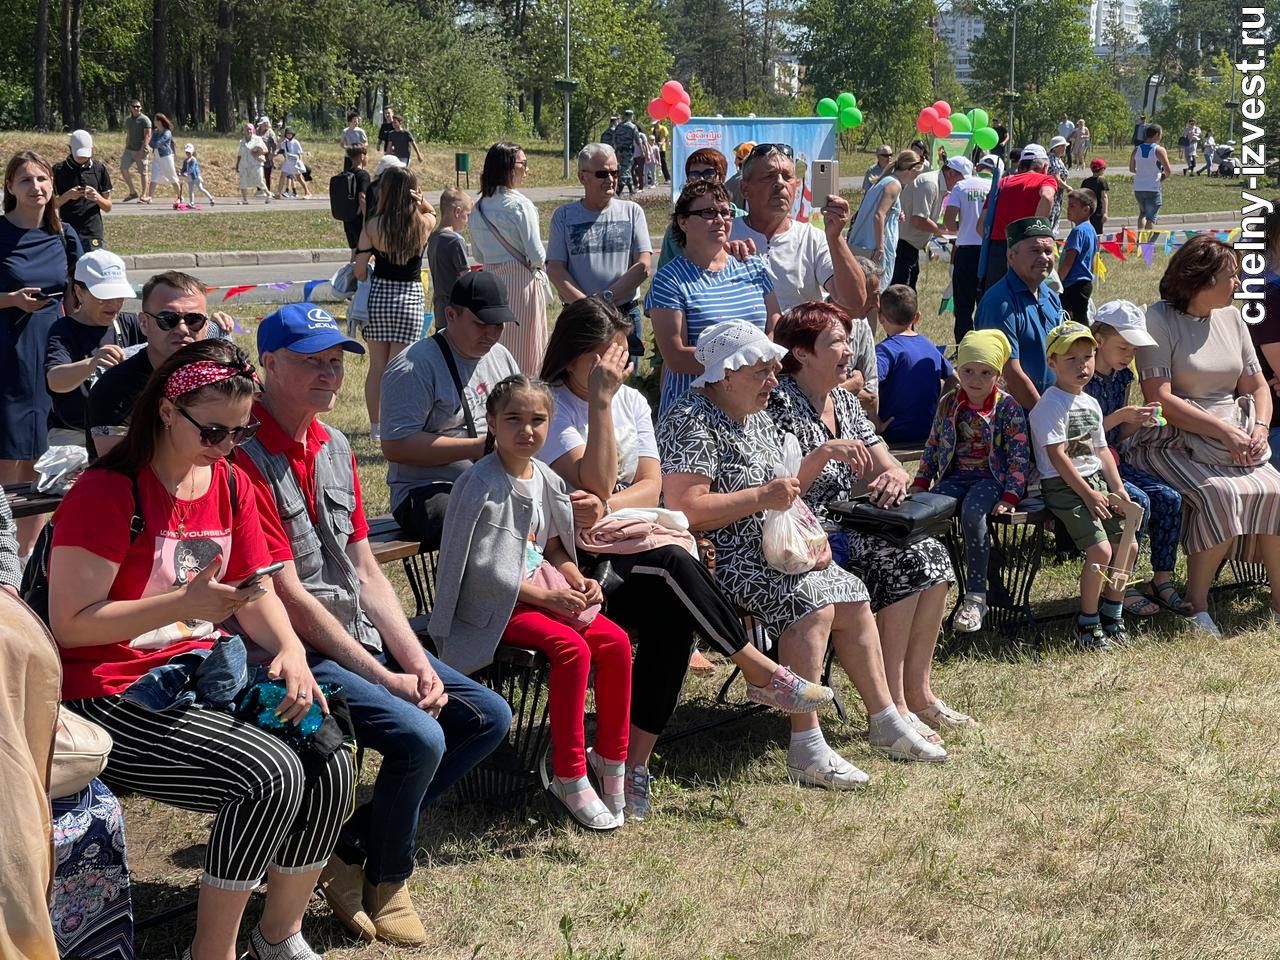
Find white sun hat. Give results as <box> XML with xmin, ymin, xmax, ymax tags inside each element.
<box><xmin>690</xmin><ymin>320</ymin><xmax>788</xmax><ymax>388</ymax></box>
<box><xmin>374</xmin><ymin>154</ymin><xmax>405</xmax><ymax>177</ymax></box>
<box><xmin>1093</xmin><ymin>300</ymin><xmax>1157</xmax><ymax>347</ymax></box>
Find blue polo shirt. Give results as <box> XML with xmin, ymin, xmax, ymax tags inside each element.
<box><xmin>1062</xmin><ymin>221</ymin><xmax>1098</xmax><ymax>287</ymax></box>
<box><xmin>974</xmin><ymin>269</ymin><xmax>1063</xmax><ymax>400</ymax></box>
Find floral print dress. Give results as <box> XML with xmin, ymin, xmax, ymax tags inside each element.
<box><xmin>767</xmin><ymin>376</ymin><xmax>954</xmax><ymax>611</ymax></box>
<box><xmin>657</xmin><ymin>390</ymin><xmax>868</xmax><ymax>638</ymax></box>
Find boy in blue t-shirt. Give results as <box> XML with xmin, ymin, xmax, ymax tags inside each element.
<box><xmin>1056</xmin><ymin>190</ymin><xmax>1099</xmax><ymax>325</ymax></box>
<box><xmin>874</xmin><ymin>284</ymin><xmax>955</xmax><ymax>444</ymax></box>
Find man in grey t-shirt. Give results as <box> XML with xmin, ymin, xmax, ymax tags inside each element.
<box><xmin>547</xmin><ymin>142</ymin><xmax>652</xmax><ymax>361</ymax></box>
<box><xmin>120</xmin><ymin>98</ymin><xmax>152</xmax><ymax>202</ymax></box>
<box><xmin>380</xmin><ymin>271</ymin><xmax>520</xmax><ymax>548</ymax></box>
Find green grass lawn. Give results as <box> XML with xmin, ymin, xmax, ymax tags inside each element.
<box><xmin>126</xmin><ymin>251</ymin><xmax>1280</xmax><ymax>959</ymax></box>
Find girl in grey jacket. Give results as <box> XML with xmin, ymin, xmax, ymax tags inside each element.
<box><xmin>430</xmin><ymin>376</ymin><xmax>633</xmax><ymax>831</ymax></box>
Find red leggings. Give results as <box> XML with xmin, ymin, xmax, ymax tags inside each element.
<box><xmin>501</xmin><ymin>606</ymin><xmax>632</xmax><ymax>779</ymax></box>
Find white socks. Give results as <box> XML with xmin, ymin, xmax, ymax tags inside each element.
<box><xmin>867</xmin><ymin>705</ymin><xmax>917</xmax><ymax>745</ymax></box>
<box><xmin>787</xmin><ymin>726</ymin><xmax>829</xmax><ymax>770</ymax></box>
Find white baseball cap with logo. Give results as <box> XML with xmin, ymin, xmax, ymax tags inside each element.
<box><xmin>74</xmin><ymin>249</ymin><xmax>135</xmax><ymax>300</ymax></box>
<box><xmin>1093</xmin><ymin>300</ymin><xmax>1158</xmax><ymax>347</ymax></box>
<box><xmin>69</xmin><ymin>130</ymin><xmax>94</xmax><ymax>159</ymax></box>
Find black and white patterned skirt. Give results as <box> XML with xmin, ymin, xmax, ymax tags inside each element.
<box><xmin>365</xmin><ymin>276</ymin><xmax>424</xmax><ymax>344</ymax></box>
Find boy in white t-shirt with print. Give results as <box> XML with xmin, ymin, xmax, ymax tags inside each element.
<box><xmin>1028</xmin><ymin>321</ymin><xmax>1140</xmax><ymax>651</ymax></box>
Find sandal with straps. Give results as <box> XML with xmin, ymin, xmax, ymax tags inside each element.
<box><xmin>1123</xmin><ymin>588</ymin><xmax>1161</xmax><ymax>618</ymax></box>
<box><xmin>1147</xmin><ymin>580</ymin><xmax>1194</xmax><ymax>615</ymax></box>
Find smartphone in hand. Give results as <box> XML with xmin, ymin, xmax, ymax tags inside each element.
<box><xmin>810</xmin><ymin>159</ymin><xmax>839</xmax><ymax>208</ymax></box>
<box><xmin>236</xmin><ymin>562</ymin><xmax>285</xmax><ymax>590</ymax></box>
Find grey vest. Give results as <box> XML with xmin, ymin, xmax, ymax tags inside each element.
<box><xmin>239</xmin><ymin>423</ymin><xmax>381</xmax><ymax>652</ymax></box>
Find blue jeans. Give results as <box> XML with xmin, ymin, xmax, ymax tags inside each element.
<box><xmin>312</xmin><ymin>651</ymin><xmax>511</xmax><ymax>883</ymax></box>
<box><xmin>1135</xmin><ymin>190</ymin><xmax>1162</xmax><ymax>222</ymax></box>
<box><xmin>933</xmin><ymin>474</ymin><xmax>1004</xmax><ymax>595</ymax></box>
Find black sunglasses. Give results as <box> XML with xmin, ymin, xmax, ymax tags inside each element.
<box><xmin>177</xmin><ymin>407</ymin><xmax>260</xmax><ymax>448</ymax></box>
<box><xmin>686</xmin><ymin>168</ymin><xmax>720</xmax><ymax>180</ymax></box>
<box><xmin>748</xmin><ymin>142</ymin><xmax>794</xmax><ymax>160</ymax></box>
<box><xmin>685</xmin><ymin>206</ymin><xmax>734</xmax><ymax>221</ymax></box>
<box><xmin>147</xmin><ymin>310</ymin><xmax>208</xmax><ymax>333</ymax></box>
<box><xmin>586</xmin><ymin>169</ymin><xmax>619</xmax><ymax>180</ymax></box>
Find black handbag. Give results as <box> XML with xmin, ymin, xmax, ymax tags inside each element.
<box><xmin>826</xmin><ymin>492</ymin><xmax>957</xmax><ymax>547</ymax></box>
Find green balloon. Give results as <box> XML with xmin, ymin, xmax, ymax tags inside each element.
<box><xmin>816</xmin><ymin>97</ymin><xmax>839</xmax><ymax>118</ymax></box>
<box><xmin>974</xmin><ymin>126</ymin><xmax>999</xmax><ymax>150</ymax></box>
<box><xmin>950</xmin><ymin>113</ymin><xmax>971</xmax><ymax>133</ymax></box>
<box><xmin>840</xmin><ymin>106</ymin><xmax>863</xmax><ymax>129</ymax></box>
<box><xmin>970</xmin><ymin>108</ymin><xmax>990</xmax><ymax>131</ymax></box>
<box><xmin>836</xmin><ymin>92</ymin><xmax>857</xmax><ymax>111</ymax></box>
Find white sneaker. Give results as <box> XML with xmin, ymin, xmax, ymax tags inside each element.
<box><xmin>953</xmin><ymin>593</ymin><xmax>987</xmax><ymax>633</ymax></box>
<box><xmin>1187</xmin><ymin>610</ymin><xmax>1221</xmax><ymax>637</ymax></box>
<box><xmin>786</xmin><ymin>750</ymin><xmax>870</xmax><ymax>789</ymax></box>
<box><xmin>871</xmin><ymin>727</ymin><xmax>949</xmax><ymax>763</ymax></box>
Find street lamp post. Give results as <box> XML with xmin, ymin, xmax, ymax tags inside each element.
<box><xmin>563</xmin><ymin>0</ymin><xmax>570</xmax><ymax>179</ymax></box>
<box><xmin>1007</xmin><ymin>3</ymin><xmax>1017</xmax><ymax>136</ymax></box>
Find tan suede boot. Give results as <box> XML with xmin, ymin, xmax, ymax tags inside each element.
<box><xmin>318</xmin><ymin>856</ymin><xmax>376</xmax><ymax>941</ymax></box>
<box><xmin>363</xmin><ymin>878</ymin><xmax>427</xmax><ymax>946</ymax></box>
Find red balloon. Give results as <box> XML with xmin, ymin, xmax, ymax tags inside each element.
<box><xmin>933</xmin><ymin>100</ymin><xmax>952</xmax><ymax>118</ymax></box>
<box><xmin>917</xmin><ymin>107</ymin><xmax>938</xmax><ymax>133</ymax></box>
<box><xmin>668</xmin><ymin>101</ymin><xmax>692</xmax><ymax>125</ymax></box>
<box><xmin>934</xmin><ymin>117</ymin><xmax>953</xmax><ymax>138</ymax></box>
<box><xmin>661</xmin><ymin>80</ymin><xmax>685</xmax><ymax>105</ymax></box>
<box><xmin>678</xmin><ymin>88</ymin><xmax>691</xmax><ymax>105</ymax></box>
<box><xmin>648</xmin><ymin>98</ymin><xmax>670</xmax><ymax>121</ymax></box>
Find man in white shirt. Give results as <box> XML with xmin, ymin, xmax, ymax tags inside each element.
<box><xmin>547</xmin><ymin>143</ymin><xmax>653</xmax><ymax>364</ymax></box>
<box><xmin>1058</xmin><ymin>115</ymin><xmax>1077</xmax><ymax>166</ymax></box>
<box><xmin>893</xmin><ymin>163</ymin><xmax>947</xmax><ymax>289</ymax></box>
<box><xmin>728</xmin><ymin>143</ymin><xmax>867</xmax><ymax>316</ymax></box>
<box><xmin>944</xmin><ymin>155</ymin><xmax>995</xmax><ymax>339</ymax></box>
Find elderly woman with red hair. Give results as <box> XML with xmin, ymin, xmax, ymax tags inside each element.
<box><xmin>766</xmin><ymin>300</ymin><xmax>973</xmax><ymax>739</ymax></box>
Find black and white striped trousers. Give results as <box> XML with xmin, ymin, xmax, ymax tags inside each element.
<box><xmin>67</xmin><ymin>696</ymin><xmax>354</xmax><ymax>892</ymax></box>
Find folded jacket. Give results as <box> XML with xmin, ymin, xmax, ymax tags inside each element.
<box><xmin>576</xmin><ymin>512</ymin><xmax>698</xmax><ymax>558</ymax></box>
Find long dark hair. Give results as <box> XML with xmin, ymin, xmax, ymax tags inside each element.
<box><xmin>371</xmin><ymin>166</ymin><xmax>428</xmax><ymax>263</ymax></box>
<box><xmin>480</xmin><ymin>142</ymin><xmax>522</xmax><ymax>197</ymax></box>
<box><xmin>482</xmin><ymin>375</ymin><xmax>555</xmax><ymax>454</ymax></box>
<box><xmin>540</xmin><ymin>297</ymin><xmax>632</xmax><ymax>384</ymax></box>
<box><xmin>96</xmin><ymin>339</ymin><xmax>259</xmax><ymax>477</ymax></box>
<box><xmin>670</xmin><ymin>179</ymin><xmax>730</xmax><ymax>248</ymax></box>
<box><xmin>4</xmin><ymin>150</ymin><xmax>62</xmax><ymax>234</ymax></box>
<box><xmin>154</xmin><ymin>112</ymin><xmax>173</xmax><ymax>132</ymax></box>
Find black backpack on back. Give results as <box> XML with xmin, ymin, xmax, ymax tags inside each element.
<box><xmin>329</xmin><ymin>170</ymin><xmax>360</xmax><ymax>222</ymax></box>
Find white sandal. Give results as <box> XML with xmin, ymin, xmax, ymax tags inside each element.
<box><xmin>953</xmin><ymin>593</ymin><xmax>987</xmax><ymax>633</ymax></box>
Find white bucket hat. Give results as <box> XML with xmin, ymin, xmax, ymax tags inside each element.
<box><xmin>690</xmin><ymin>320</ymin><xmax>788</xmax><ymax>388</ymax></box>
<box><xmin>374</xmin><ymin>154</ymin><xmax>405</xmax><ymax>177</ymax></box>
<box><xmin>1093</xmin><ymin>300</ymin><xmax>1157</xmax><ymax>346</ymax></box>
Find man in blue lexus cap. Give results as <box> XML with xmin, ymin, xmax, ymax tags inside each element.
<box><xmin>235</xmin><ymin>302</ymin><xmax>511</xmax><ymax>946</ymax></box>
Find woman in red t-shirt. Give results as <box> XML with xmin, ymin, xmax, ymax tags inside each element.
<box><xmin>49</xmin><ymin>339</ymin><xmax>353</xmax><ymax>960</ymax></box>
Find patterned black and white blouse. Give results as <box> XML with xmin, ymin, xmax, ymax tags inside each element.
<box><xmin>766</xmin><ymin>376</ymin><xmax>954</xmax><ymax>612</ymax></box>
<box><xmin>657</xmin><ymin>390</ymin><xmax>868</xmax><ymax>637</ymax></box>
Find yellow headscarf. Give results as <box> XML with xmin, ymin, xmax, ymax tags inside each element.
<box><xmin>955</xmin><ymin>329</ymin><xmax>1011</xmax><ymax>372</ymax></box>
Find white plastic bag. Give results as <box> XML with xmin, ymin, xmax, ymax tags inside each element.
<box><xmin>762</xmin><ymin>434</ymin><xmax>830</xmax><ymax>575</ymax></box>
<box><xmin>34</xmin><ymin>444</ymin><xmax>88</xmax><ymax>493</ymax></box>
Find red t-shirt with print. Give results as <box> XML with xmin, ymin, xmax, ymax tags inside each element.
<box><xmin>52</xmin><ymin>459</ymin><xmax>271</xmax><ymax>700</ymax></box>
<box><xmin>988</xmin><ymin>172</ymin><xmax>1060</xmax><ymax>240</ymax></box>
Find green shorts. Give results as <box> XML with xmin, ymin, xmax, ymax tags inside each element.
<box><xmin>1041</xmin><ymin>473</ymin><xmax>1125</xmax><ymax>551</ymax></box>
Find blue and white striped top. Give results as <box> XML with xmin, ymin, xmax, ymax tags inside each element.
<box><xmin>644</xmin><ymin>254</ymin><xmax>773</xmax><ymax>414</ymax></box>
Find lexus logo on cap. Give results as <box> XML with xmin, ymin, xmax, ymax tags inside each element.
<box><xmin>306</xmin><ymin>307</ymin><xmax>335</xmax><ymax>326</ymax></box>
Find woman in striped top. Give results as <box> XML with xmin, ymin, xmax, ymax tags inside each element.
<box><xmin>645</xmin><ymin>179</ymin><xmax>779</xmax><ymax>414</ymax></box>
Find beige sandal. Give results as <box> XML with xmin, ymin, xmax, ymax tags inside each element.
<box><xmin>917</xmin><ymin>699</ymin><xmax>977</xmax><ymax>731</ymax></box>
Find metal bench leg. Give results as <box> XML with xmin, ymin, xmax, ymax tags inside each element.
<box><xmin>820</xmin><ymin>644</ymin><xmax>848</xmax><ymax>724</ymax></box>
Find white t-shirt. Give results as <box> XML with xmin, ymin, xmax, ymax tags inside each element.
<box><xmin>1028</xmin><ymin>386</ymin><xmax>1105</xmax><ymax>480</ymax></box>
<box><xmin>729</xmin><ymin>218</ymin><xmax>833</xmax><ymax>312</ymax></box>
<box><xmin>946</xmin><ymin>175</ymin><xmax>992</xmax><ymax>247</ymax></box>
<box><xmin>539</xmin><ymin>383</ymin><xmax>658</xmax><ymax>489</ymax></box>
<box><xmin>509</xmin><ymin>467</ymin><xmax>548</xmax><ymax>577</ymax></box>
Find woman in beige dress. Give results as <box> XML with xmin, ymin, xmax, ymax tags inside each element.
<box><xmin>1128</xmin><ymin>235</ymin><xmax>1280</xmax><ymax>635</ymax></box>
<box><xmin>469</xmin><ymin>142</ymin><xmax>548</xmax><ymax>374</ymax></box>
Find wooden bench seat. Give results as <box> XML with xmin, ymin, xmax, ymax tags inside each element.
<box><xmin>3</xmin><ymin>481</ymin><xmax>63</xmax><ymax>520</ymax></box>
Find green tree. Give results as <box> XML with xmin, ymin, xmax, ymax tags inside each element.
<box><xmin>1023</xmin><ymin>69</ymin><xmax>1131</xmax><ymax>146</ymax></box>
<box><xmin>958</xmin><ymin>0</ymin><xmax>1094</xmax><ymax>142</ymax></box>
<box><xmin>526</xmin><ymin>0</ymin><xmax>672</xmax><ymax>150</ymax></box>
<box><xmin>795</xmin><ymin>0</ymin><xmax>935</xmax><ymax>143</ymax></box>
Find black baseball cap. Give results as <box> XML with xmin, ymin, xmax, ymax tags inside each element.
<box><xmin>449</xmin><ymin>271</ymin><xmax>518</xmax><ymax>325</ymax></box>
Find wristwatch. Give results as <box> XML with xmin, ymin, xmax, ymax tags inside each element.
<box><xmin>601</xmin><ymin>289</ymin><xmax>615</xmax><ymax>302</ymax></box>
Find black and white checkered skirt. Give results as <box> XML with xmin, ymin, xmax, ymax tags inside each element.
<box><xmin>365</xmin><ymin>276</ymin><xmax>424</xmax><ymax>344</ymax></box>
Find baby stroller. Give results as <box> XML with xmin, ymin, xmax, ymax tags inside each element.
<box><xmin>1214</xmin><ymin>143</ymin><xmax>1238</xmax><ymax>177</ymax></box>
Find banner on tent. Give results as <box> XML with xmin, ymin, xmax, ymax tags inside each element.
<box><xmin>670</xmin><ymin>116</ymin><xmax>837</xmax><ymax>223</ymax></box>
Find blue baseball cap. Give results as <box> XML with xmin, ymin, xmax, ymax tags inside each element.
<box><xmin>257</xmin><ymin>303</ymin><xmax>365</xmax><ymax>357</ymax></box>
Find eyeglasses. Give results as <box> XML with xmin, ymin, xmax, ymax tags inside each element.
<box><xmin>129</xmin><ymin>103</ymin><xmax>141</xmax><ymax>109</ymax></box>
<box><xmin>684</xmin><ymin>206</ymin><xmax>734</xmax><ymax>221</ymax></box>
<box><xmin>146</xmin><ymin>310</ymin><xmax>208</xmax><ymax>333</ymax></box>
<box><xmin>686</xmin><ymin>168</ymin><xmax>719</xmax><ymax>180</ymax></box>
<box><xmin>585</xmin><ymin>169</ymin><xmax>619</xmax><ymax>180</ymax></box>
<box><xmin>177</xmin><ymin>407</ymin><xmax>260</xmax><ymax>448</ymax></box>
<box><xmin>747</xmin><ymin>143</ymin><xmax>794</xmax><ymax>160</ymax></box>
<box><xmin>513</xmin><ymin>159</ymin><xmax>528</xmax><ymax>168</ymax></box>
<box><xmin>876</xmin><ymin>152</ymin><xmax>892</xmax><ymax>159</ymax></box>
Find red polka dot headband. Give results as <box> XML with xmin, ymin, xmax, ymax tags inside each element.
<box><xmin>164</xmin><ymin>359</ymin><xmax>259</xmax><ymax>400</ymax></box>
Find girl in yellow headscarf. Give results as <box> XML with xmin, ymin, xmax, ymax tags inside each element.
<box><xmin>911</xmin><ymin>329</ymin><xmax>1032</xmax><ymax>634</ymax></box>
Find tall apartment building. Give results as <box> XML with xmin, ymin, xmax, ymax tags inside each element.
<box><xmin>937</xmin><ymin>9</ymin><xmax>985</xmax><ymax>84</ymax></box>
<box><xmin>1089</xmin><ymin>0</ymin><xmax>1144</xmax><ymax>49</ymax></box>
